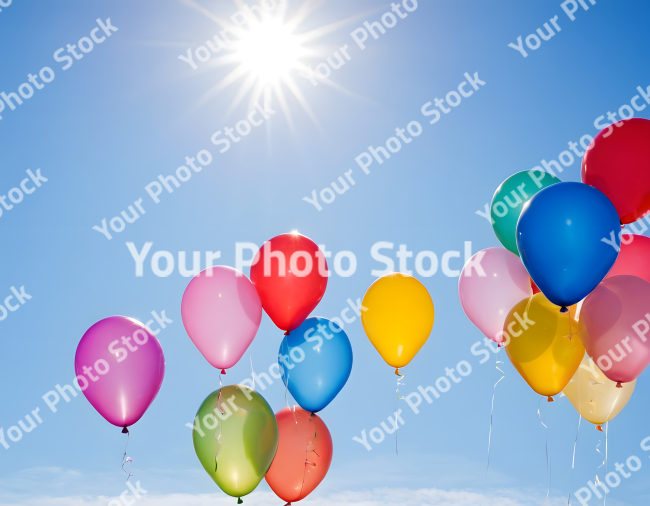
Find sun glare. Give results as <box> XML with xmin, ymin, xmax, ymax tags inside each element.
<box><xmin>184</xmin><ymin>0</ymin><xmax>359</xmax><ymax>127</ymax></box>
<box><xmin>233</xmin><ymin>18</ymin><xmax>305</xmax><ymax>85</ymax></box>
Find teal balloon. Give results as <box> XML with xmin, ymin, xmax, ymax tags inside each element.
<box><xmin>491</xmin><ymin>170</ymin><xmax>561</xmax><ymax>255</ymax></box>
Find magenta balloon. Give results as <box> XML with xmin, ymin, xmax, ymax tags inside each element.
<box><xmin>459</xmin><ymin>247</ymin><xmax>532</xmax><ymax>343</ymax></box>
<box><xmin>578</xmin><ymin>275</ymin><xmax>650</xmax><ymax>384</ymax></box>
<box><xmin>181</xmin><ymin>266</ymin><xmax>262</xmax><ymax>370</ymax></box>
<box><xmin>74</xmin><ymin>316</ymin><xmax>165</xmax><ymax>428</ymax></box>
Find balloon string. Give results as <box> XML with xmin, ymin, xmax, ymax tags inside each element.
<box><xmin>486</xmin><ymin>352</ymin><xmax>505</xmax><ymax>476</ymax></box>
<box><xmin>250</xmin><ymin>355</ymin><xmax>255</xmax><ymax>391</ymax></box>
<box><xmin>604</xmin><ymin>388</ymin><xmax>622</xmax><ymax>424</ymax></box>
<box><xmin>395</xmin><ymin>368</ymin><xmax>405</xmax><ymax>456</ymax></box>
<box><xmin>603</xmin><ymin>422</ymin><xmax>604</xmax><ymax>506</ymax></box>
<box><xmin>298</xmin><ymin>412</ymin><xmax>308</xmax><ymax>500</ymax></box>
<box><xmin>285</xmin><ymin>370</ymin><xmax>298</xmax><ymax>426</ymax></box>
<box><xmin>567</xmin><ymin>365</ymin><xmax>583</xmax><ymax>505</ymax></box>
<box><xmin>215</xmin><ymin>372</ymin><xmax>224</xmax><ymax>473</ymax></box>
<box><xmin>565</xmin><ymin>311</ymin><xmax>577</xmax><ymax>340</ymax></box>
<box><xmin>121</xmin><ymin>427</ymin><xmax>133</xmax><ymax>481</ymax></box>
<box><xmin>538</xmin><ymin>397</ymin><xmax>551</xmax><ymax>506</ymax></box>
<box><xmin>395</xmin><ymin>368</ymin><xmax>405</xmax><ymax>399</ymax></box>
<box><xmin>594</xmin><ymin>393</ymin><xmax>617</xmax><ymax>500</ymax></box>
<box><xmin>217</xmin><ymin>372</ymin><xmax>225</xmax><ymax>415</ymax></box>
<box><xmin>394</xmin><ymin>396</ymin><xmax>399</xmax><ymax>457</ymax></box>
<box><xmin>567</xmin><ymin>414</ymin><xmax>582</xmax><ymax>505</ymax></box>
<box><xmin>595</xmin><ymin>438</ymin><xmax>604</xmax><ymax>487</ymax></box>
<box><xmin>298</xmin><ymin>413</ymin><xmax>317</xmax><ymax>502</ymax></box>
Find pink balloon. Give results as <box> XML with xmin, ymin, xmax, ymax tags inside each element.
<box><xmin>459</xmin><ymin>247</ymin><xmax>532</xmax><ymax>343</ymax></box>
<box><xmin>181</xmin><ymin>266</ymin><xmax>262</xmax><ymax>371</ymax></box>
<box><xmin>75</xmin><ymin>316</ymin><xmax>165</xmax><ymax>428</ymax></box>
<box><xmin>578</xmin><ymin>275</ymin><xmax>650</xmax><ymax>384</ymax></box>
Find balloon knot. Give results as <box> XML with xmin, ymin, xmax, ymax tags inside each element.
<box><xmin>559</xmin><ymin>306</ymin><xmax>569</xmax><ymax>313</ymax></box>
<box><xmin>395</xmin><ymin>368</ymin><xmax>400</xmax><ymax>376</ymax></box>
<box><xmin>596</xmin><ymin>425</ymin><xmax>603</xmax><ymax>432</ymax></box>
<box><xmin>237</xmin><ymin>498</ymin><xmax>243</xmax><ymax>504</ymax></box>
<box><xmin>547</xmin><ymin>396</ymin><xmax>554</xmax><ymax>403</ymax></box>
<box><xmin>497</xmin><ymin>342</ymin><xmax>503</xmax><ymax>348</ymax></box>
<box><xmin>616</xmin><ymin>382</ymin><xmax>623</xmax><ymax>388</ymax></box>
<box><xmin>284</xmin><ymin>331</ymin><xmax>290</xmax><ymax>336</ymax></box>
<box><xmin>122</xmin><ymin>426</ymin><xmax>129</xmax><ymax>434</ymax></box>
<box><xmin>221</xmin><ymin>369</ymin><xmax>226</xmax><ymax>375</ymax></box>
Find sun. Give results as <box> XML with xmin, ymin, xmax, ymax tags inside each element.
<box><xmin>232</xmin><ymin>17</ymin><xmax>306</xmax><ymax>86</ymax></box>
<box><xmin>186</xmin><ymin>0</ymin><xmax>359</xmax><ymax>128</ymax></box>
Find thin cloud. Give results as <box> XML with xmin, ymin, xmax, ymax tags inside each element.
<box><xmin>0</xmin><ymin>487</ymin><xmax>570</xmax><ymax>506</ymax></box>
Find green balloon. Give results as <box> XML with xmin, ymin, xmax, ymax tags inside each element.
<box><xmin>193</xmin><ymin>385</ymin><xmax>279</xmax><ymax>500</ymax></box>
<box><xmin>491</xmin><ymin>170</ymin><xmax>561</xmax><ymax>255</ymax></box>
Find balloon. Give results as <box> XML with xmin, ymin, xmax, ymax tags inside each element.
<box><xmin>459</xmin><ymin>247</ymin><xmax>532</xmax><ymax>343</ymax></box>
<box><xmin>606</xmin><ymin>234</ymin><xmax>650</xmax><ymax>284</ymax></box>
<box><xmin>361</xmin><ymin>273</ymin><xmax>434</xmax><ymax>370</ymax></box>
<box><xmin>181</xmin><ymin>266</ymin><xmax>262</xmax><ymax>372</ymax></box>
<box><xmin>563</xmin><ymin>354</ymin><xmax>636</xmax><ymax>428</ymax></box>
<box><xmin>74</xmin><ymin>316</ymin><xmax>165</xmax><ymax>428</ymax></box>
<box><xmin>279</xmin><ymin>317</ymin><xmax>353</xmax><ymax>413</ymax></box>
<box><xmin>504</xmin><ymin>293</ymin><xmax>584</xmax><ymax>399</ymax></box>
<box><xmin>250</xmin><ymin>233</ymin><xmax>328</xmax><ymax>333</ymax></box>
<box><xmin>530</xmin><ymin>277</ymin><xmax>541</xmax><ymax>294</ymax></box>
<box><xmin>193</xmin><ymin>385</ymin><xmax>279</xmax><ymax>500</ymax></box>
<box><xmin>491</xmin><ymin>170</ymin><xmax>561</xmax><ymax>255</ymax></box>
<box><xmin>577</xmin><ymin>275</ymin><xmax>650</xmax><ymax>385</ymax></box>
<box><xmin>265</xmin><ymin>407</ymin><xmax>333</xmax><ymax>504</ymax></box>
<box><xmin>516</xmin><ymin>182</ymin><xmax>620</xmax><ymax>309</ymax></box>
<box><xmin>581</xmin><ymin>117</ymin><xmax>650</xmax><ymax>224</ymax></box>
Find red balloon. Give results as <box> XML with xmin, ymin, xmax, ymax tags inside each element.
<box><xmin>606</xmin><ymin>234</ymin><xmax>650</xmax><ymax>284</ymax></box>
<box><xmin>265</xmin><ymin>407</ymin><xmax>333</xmax><ymax>504</ymax></box>
<box><xmin>582</xmin><ymin>117</ymin><xmax>650</xmax><ymax>224</ymax></box>
<box><xmin>530</xmin><ymin>276</ymin><xmax>541</xmax><ymax>294</ymax></box>
<box><xmin>250</xmin><ymin>233</ymin><xmax>327</xmax><ymax>332</ymax></box>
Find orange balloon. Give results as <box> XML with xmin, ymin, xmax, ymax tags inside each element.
<box><xmin>265</xmin><ymin>407</ymin><xmax>333</xmax><ymax>504</ymax></box>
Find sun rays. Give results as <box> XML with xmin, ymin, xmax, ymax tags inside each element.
<box><xmin>181</xmin><ymin>0</ymin><xmax>361</xmax><ymax>128</ymax></box>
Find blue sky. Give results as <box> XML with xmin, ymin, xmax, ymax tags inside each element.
<box><xmin>1</xmin><ymin>1</ymin><xmax>650</xmax><ymax>505</ymax></box>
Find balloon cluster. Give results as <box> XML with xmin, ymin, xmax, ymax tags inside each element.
<box><xmin>460</xmin><ymin>117</ymin><xmax>650</xmax><ymax>429</ymax></box>
<box><xmin>71</xmin><ymin>119</ymin><xmax>650</xmax><ymax>494</ymax></box>
<box><xmin>72</xmin><ymin>231</ymin><xmax>439</xmax><ymax>503</ymax></box>
<box><xmin>180</xmin><ymin>232</ymin><xmax>349</xmax><ymax>503</ymax></box>
<box><xmin>182</xmin><ymin>237</ymin><xmax>438</xmax><ymax>502</ymax></box>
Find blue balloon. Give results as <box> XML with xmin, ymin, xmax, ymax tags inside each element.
<box><xmin>279</xmin><ymin>317</ymin><xmax>353</xmax><ymax>413</ymax></box>
<box><xmin>516</xmin><ymin>182</ymin><xmax>620</xmax><ymax>309</ymax></box>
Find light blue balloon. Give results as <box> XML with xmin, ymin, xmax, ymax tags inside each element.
<box><xmin>279</xmin><ymin>317</ymin><xmax>353</xmax><ymax>413</ymax></box>
<box><xmin>516</xmin><ymin>182</ymin><xmax>620</xmax><ymax>309</ymax></box>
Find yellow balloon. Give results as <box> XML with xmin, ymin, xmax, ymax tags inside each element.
<box><xmin>361</xmin><ymin>273</ymin><xmax>434</xmax><ymax>369</ymax></box>
<box><xmin>563</xmin><ymin>353</ymin><xmax>635</xmax><ymax>428</ymax></box>
<box><xmin>504</xmin><ymin>293</ymin><xmax>584</xmax><ymax>399</ymax></box>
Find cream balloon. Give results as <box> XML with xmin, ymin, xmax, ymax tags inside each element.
<box><xmin>563</xmin><ymin>353</ymin><xmax>636</xmax><ymax>430</ymax></box>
